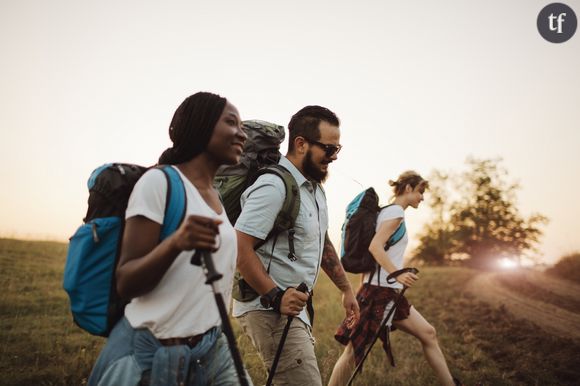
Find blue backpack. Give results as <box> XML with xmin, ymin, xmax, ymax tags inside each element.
<box><xmin>63</xmin><ymin>163</ymin><xmax>186</xmax><ymax>336</ymax></box>
<box><xmin>340</xmin><ymin>187</ymin><xmax>406</xmax><ymax>274</ymax></box>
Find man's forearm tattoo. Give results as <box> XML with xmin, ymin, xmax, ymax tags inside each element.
<box><xmin>321</xmin><ymin>234</ymin><xmax>351</xmax><ymax>292</ymax></box>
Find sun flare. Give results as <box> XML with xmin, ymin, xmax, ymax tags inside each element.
<box><xmin>499</xmin><ymin>257</ymin><xmax>519</xmax><ymax>270</ymax></box>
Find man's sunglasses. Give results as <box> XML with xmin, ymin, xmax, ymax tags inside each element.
<box><xmin>304</xmin><ymin>138</ymin><xmax>342</xmax><ymax>157</ymax></box>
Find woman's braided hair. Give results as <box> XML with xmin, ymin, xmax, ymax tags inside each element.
<box><xmin>158</xmin><ymin>92</ymin><xmax>227</xmax><ymax>165</ymax></box>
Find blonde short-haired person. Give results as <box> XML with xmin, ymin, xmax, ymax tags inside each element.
<box><xmin>329</xmin><ymin>171</ymin><xmax>462</xmax><ymax>386</ymax></box>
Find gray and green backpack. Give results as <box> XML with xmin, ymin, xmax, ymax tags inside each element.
<box><xmin>213</xmin><ymin>120</ymin><xmax>301</xmax><ymax>302</ymax></box>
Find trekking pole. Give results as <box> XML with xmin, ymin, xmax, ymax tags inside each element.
<box><xmin>192</xmin><ymin>250</ymin><xmax>250</xmax><ymax>386</ymax></box>
<box><xmin>347</xmin><ymin>268</ymin><xmax>419</xmax><ymax>386</ymax></box>
<box><xmin>265</xmin><ymin>282</ymin><xmax>309</xmax><ymax>386</ymax></box>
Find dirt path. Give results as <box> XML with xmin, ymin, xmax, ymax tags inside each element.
<box><xmin>527</xmin><ymin>271</ymin><xmax>580</xmax><ymax>300</ymax></box>
<box><xmin>466</xmin><ymin>271</ymin><xmax>580</xmax><ymax>340</ymax></box>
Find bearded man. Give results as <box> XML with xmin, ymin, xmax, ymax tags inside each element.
<box><xmin>233</xmin><ymin>105</ymin><xmax>360</xmax><ymax>386</ymax></box>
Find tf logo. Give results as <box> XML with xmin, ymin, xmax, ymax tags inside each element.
<box><xmin>537</xmin><ymin>3</ymin><xmax>577</xmax><ymax>43</ymax></box>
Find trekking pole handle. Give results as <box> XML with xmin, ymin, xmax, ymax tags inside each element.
<box><xmin>191</xmin><ymin>250</ymin><xmax>223</xmax><ymax>284</ymax></box>
<box><xmin>386</xmin><ymin>267</ymin><xmax>419</xmax><ymax>285</ymax></box>
<box><xmin>295</xmin><ymin>282</ymin><xmax>308</xmax><ymax>294</ymax></box>
<box><xmin>280</xmin><ymin>282</ymin><xmax>308</xmax><ymax>311</ymax></box>
<box><xmin>265</xmin><ymin>282</ymin><xmax>309</xmax><ymax>386</ymax></box>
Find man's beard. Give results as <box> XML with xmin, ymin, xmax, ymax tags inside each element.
<box><xmin>303</xmin><ymin>150</ymin><xmax>328</xmax><ymax>183</ymax></box>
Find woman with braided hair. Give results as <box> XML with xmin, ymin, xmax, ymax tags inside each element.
<box><xmin>329</xmin><ymin>171</ymin><xmax>462</xmax><ymax>386</ymax></box>
<box><xmin>88</xmin><ymin>92</ymin><xmax>252</xmax><ymax>386</ymax></box>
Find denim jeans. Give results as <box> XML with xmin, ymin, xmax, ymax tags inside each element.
<box><xmin>88</xmin><ymin>317</ymin><xmax>253</xmax><ymax>386</ymax></box>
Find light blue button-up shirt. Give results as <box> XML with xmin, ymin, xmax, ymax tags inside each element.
<box><xmin>232</xmin><ymin>156</ymin><xmax>328</xmax><ymax>326</ymax></box>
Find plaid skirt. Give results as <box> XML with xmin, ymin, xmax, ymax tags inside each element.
<box><xmin>334</xmin><ymin>283</ymin><xmax>411</xmax><ymax>367</ymax></box>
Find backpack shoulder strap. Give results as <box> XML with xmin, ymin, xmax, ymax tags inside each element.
<box><xmin>378</xmin><ymin>204</ymin><xmax>406</xmax><ymax>246</ymax></box>
<box><xmin>372</xmin><ymin>204</ymin><xmax>406</xmax><ymax>283</ymax></box>
<box><xmin>386</xmin><ymin>221</ymin><xmax>406</xmax><ymax>248</ymax></box>
<box><xmin>372</xmin><ymin>221</ymin><xmax>406</xmax><ymax>285</ymax></box>
<box><xmin>252</xmin><ymin>164</ymin><xmax>301</xmax><ymax>255</ymax></box>
<box><xmin>257</xmin><ymin>164</ymin><xmax>301</xmax><ymax>236</ymax></box>
<box><xmin>157</xmin><ymin>165</ymin><xmax>187</xmax><ymax>240</ymax></box>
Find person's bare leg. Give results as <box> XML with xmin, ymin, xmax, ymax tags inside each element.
<box><xmin>327</xmin><ymin>342</ymin><xmax>356</xmax><ymax>386</ymax></box>
<box><xmin>393</xmin><ymin>307</ymin><xmax>455</xmax><ymax>386</ymax></box>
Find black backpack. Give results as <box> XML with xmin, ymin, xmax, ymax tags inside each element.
<box><xmin>340</xmin><ymin>188</ymin><xmax>406</xmax><ymax>273</ymax></box>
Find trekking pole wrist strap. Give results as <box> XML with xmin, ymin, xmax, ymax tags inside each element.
<box><xmin>271</xmin><ymin>288</ymin><xmax>286</xmax><ymax>313</ymax></box>
<box><xmin>386</xmin><ymin>267</ymin><xmax>419</xmax><ymax>285</ymax></box>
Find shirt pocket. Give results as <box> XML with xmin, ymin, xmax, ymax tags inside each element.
<box><xmin>294</xmin><ymin>209</ymin><xmax>320</xmax><ymax>243</ymax></box>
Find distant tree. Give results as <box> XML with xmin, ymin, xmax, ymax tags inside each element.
<box><xmin>411</xmin><ymin>158</ymin><xmax>548</xmax><ymax>269</ymax></box>
<box><xmin>546</xmin><ymin>253</ymin><xmax>580</xmax><ymax>284</ymax></box>
<box><xmin>411</xmin><ymin>170</ymin><xmax>455</xmax><ymax>265</ymax></box>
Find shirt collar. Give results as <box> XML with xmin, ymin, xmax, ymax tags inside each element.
<box><xmin>279</xmin><ymin>156</ymin><xmax>309</xmax><ymax>187</ymax></box>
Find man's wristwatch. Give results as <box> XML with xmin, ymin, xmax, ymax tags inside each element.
<box><xmin>260</xmin><ymin>286</ymin><xmax>284</xmax><ymax>312</ymax></box>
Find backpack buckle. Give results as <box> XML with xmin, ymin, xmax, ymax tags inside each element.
<box><xmin>287</xmin><ymin>228</ymin><xmax>298</xmax><ymax>261</ymax></box>
<box><xmin>91</xmin><ymin>223</ymin><xmax>99</xmax><ymax>243</ymax></box>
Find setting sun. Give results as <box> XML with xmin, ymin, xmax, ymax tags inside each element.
<box><xmin>499</xmin><ymin>258</ymin><xmax>519</xmax><ymax>270</ymax></box>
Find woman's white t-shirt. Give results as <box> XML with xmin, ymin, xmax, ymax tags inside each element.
<box><xmin>123</xmin><ymin>166</ymin><xmax>236</xmax><ymax>339</ymax></box>
<box><xmin>362</xmin><ymin>205</ymin><xmax>407</xmax><ymax>289</ymax></box>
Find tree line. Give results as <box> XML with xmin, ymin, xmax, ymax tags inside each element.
<box><xmin>411</xmin><ymin>157</ymin><xmax>548</xmax><ymax>269</ymax></box>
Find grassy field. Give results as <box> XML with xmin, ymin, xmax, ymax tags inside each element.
<box><xmin>1</xmin><ymin>238</ymin><xmax>579</xmax><ymax>385</ymax></box>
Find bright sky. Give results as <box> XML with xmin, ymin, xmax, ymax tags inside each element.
<box><xmin>1</xmin><ymin>0</ymin><xmax>579</xmax><ymax>264</ymax></box>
